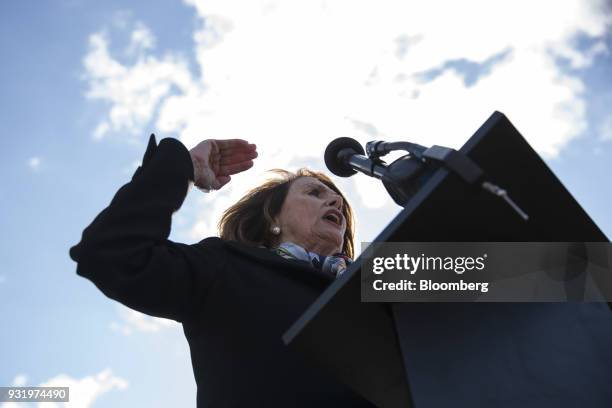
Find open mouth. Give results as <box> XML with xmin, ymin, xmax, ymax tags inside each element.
<box><xmin>322</xmin><ymin>211</ymin><xmax>342</xmax><ymax>227</ymax></box>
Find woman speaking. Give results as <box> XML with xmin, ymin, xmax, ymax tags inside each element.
<box><xmin>69</xmin><ymin>134</ymin><xmax>375</xmax><ymax>407</ymax></box>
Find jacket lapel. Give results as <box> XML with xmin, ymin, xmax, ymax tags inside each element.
<box><xmin>223</xmin><ymin>240</ymin><xmax>335</xmax><ymax>284</ymax></box>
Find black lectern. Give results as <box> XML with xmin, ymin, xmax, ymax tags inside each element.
<box><xmin>283</xmin><ymin>112</ymin><xmax>612</xmax><ymax>407</ymax></box>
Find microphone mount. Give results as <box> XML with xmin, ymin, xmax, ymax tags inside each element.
<box><xmin>325</xmin><ymin>137</ymin><xmax>529</xmax><ymax>221</ymax></box>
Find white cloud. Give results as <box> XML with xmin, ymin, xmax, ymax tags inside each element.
<box><xmin>126</xmin><ymin>22</ymin><xmax>156</xmax><ymax>56</ymax></box>
<box><xmin>82</xmin><ymin>27</ymin><xmax>195</xmax><ymax>141</ymax></box>
<box><xmin>82</xmin><ymin>0</ymin><xmax>612</xmax><ymax>239</ymax></box>
<box><xmin>27</xmin><ymin>157</ymin><xmax>41</xmax><ymax>171</ymax></box>
<box><xmin>92</xmin><ymin>122</ymin><xmax>109</xmax><ymax>141</ymax></box>
<box><xmin>12</xmin><ymin>374</ymin><xmax>27</xmax><ymax>386</ymax></box>
<box><xmin>0</xmin><ymin>369</ymin><xmax>127</xmax><ymax>408</ymax></box>
<box><xmin>110</xmin><ymin>304</ymin><xmax>179</xmax><ymax>336</ymax></box>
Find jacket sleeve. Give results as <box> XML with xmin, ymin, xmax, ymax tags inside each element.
<box><xmin>69</xmin><ymin>134</ymin><xmax>224</xmax><ymax>323</ymax></box>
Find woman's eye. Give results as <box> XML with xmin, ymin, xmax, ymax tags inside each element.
<box><xmin>308</xmin><ymin>189</ymin><xmax>321</xmax><ymax>196</ymax></box>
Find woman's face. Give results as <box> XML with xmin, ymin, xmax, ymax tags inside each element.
<box><xmin>274</xmin><ymin>177</ymin><xmax>346</xmax><ymax>256</ymax></box>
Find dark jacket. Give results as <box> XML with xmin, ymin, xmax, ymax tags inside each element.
<box><xmin>69</xmin><ymin>135</ymin><xmax>375</xmax><ymax>408</ymax></box>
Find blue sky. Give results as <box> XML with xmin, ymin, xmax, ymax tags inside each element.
<box><xmin>1</xmin><ymin>1</ymin><xmax>611</xmax><ymax>406</ymax></box>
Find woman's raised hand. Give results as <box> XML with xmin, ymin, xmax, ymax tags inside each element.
<box><xmin>189</xmin><ymin>139</ymin><xmax>258</xmax><ymax>192</ymax></box>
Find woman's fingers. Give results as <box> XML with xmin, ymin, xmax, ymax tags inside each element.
<box><xmin>212</xmin><ymin>175</ymin><xmax>231</xmax><ymax>190</ymax></box>
<box><xmin>216</xmin><ymin>139</ymin><xmax>252</xmax><ymax>151</ymax></box>
<box><xmin>215</xmin><ymin>140</ymin><xmax>257</xmax><ymax>166</ymax></box>
<box><xmin>219</xmin><ymin>149</ymin><xmax>258</xmax><ymax>165</ymax></box>
<box><xmin>218</xmin><ymin>160</ymin><xmax>254</xmax><ymax>176</ymax></box>
<box><xmin>219</xmin><ymin>144</ymin><xmax>256</xmax><ymax>157</ymax></box>
<box><xmin>191</xmin><ymin>139</ymin><xmax>257</xmax><ymax>191</ymax></box>
<box><xmin>216</xmin><ymin>140</ymin><xmax>256</xmax><ymax>154</ymax></box>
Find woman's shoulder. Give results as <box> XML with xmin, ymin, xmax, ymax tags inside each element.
<box><xmin>196</xmin><ymin>237</ymin><xmax>263</xmax><ymax>250</ymax></box>
<box><xmin>193</xmin><ymin>237</ymin><xmax>259</xmax><ymax>256</ymax></box>
<box><xmin>196</xmin><ymin>238</ymin><xmax>275</xmax><ymax>263</ymax></box>
<box><xmin>195</xmin><ymin>236</ymin><xmax>226</xmax><ymax>247</ymax></box>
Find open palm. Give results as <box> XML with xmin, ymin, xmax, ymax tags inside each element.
<box><xmin>189</xmin><ymin>139</ymin><xmax>258</xmax><ymax>191</ymax></box>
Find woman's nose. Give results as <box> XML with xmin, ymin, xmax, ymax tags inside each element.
<box><xmin>327</xmin><ymin>194</ymin><xmax>343</xmax><ymax>210</ymax></box>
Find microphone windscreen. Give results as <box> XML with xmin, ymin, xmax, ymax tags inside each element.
<box><xmin>324</xmin><ymin>137</ymin><xmax>365</xmax><ymax>177</ymax></box>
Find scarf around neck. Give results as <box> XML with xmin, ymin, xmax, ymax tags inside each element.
<box><xmin>271</xmin><ymin>242</ymin><xmax>352</xmax><ymax>279</ymax></box>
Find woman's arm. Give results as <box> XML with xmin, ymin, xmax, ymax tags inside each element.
<box><xmin>69</xmin><ymin>134</ymin><xmax>256</xmax><ymax>323</ymax></box>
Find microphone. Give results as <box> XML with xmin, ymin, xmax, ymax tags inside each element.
<box><xmin>324</xmin><ymin>137</ymin><xmax>388</xmax><ymax>179</ymax></box>
<box><xmin>324</xmin><ymin>137</ymin><xmax>529</xmax><ymax>218</ymax></box>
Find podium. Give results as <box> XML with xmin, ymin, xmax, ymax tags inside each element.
<box><xmin>283</xmin><ymin>112</ymin><xmax>612</xmax><ymax>407</ymax></box>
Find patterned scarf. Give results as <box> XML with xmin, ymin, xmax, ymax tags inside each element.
<box><xmin>272</xmin><ymin>242</ymin><xmax>352</xmax><ymax>279</ymax></box>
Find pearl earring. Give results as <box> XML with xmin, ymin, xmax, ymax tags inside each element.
<box><xmin>271</xmin><ymin>226</ymin><xmax>281</xmax><ymax>235</ymax></box>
